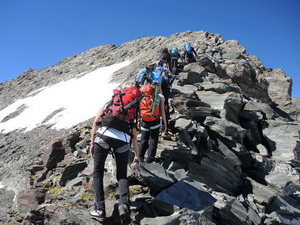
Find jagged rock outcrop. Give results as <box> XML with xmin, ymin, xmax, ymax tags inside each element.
<box><xmin>0</xmin><ymin>30</ymin><xmax>299</xmax><ymax>225</ymax></box>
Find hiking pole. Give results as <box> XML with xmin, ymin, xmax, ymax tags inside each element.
<box><xmin>123</xmin><ymin>95</ymin><xmax>144</xmax><ymax>110</ymax></box>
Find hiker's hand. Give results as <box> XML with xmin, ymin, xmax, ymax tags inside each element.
<box><xmin>90</xmin><ymin>145</ymin><xmax>95</xmax><ymax>158</ymax></box>
<box><xmin>131</xmin><ymin>156</ymin><xmax>142</xmax><ymax>167</ymax></box>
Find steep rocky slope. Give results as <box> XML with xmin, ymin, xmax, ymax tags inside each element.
<box><xmin>0</xmin><ymin>31</ymin><xmax>299</xmax><ymax>225</ymax></box>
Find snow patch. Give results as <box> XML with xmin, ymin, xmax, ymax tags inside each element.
<box><xmin>0</xmin><ymin>61</ymin><xmax>131</xmax><ymax>133</ymax></box>
<box><xmin>0</xmin><ymin>182</ymin><xmax>5</xmax><ymax>189</ymax></box>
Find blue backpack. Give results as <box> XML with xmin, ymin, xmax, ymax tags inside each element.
<box><xmin>135</xmin><ymin>68</ymin><xmax>152</xmax><ymax>87</ymax></box>
<box><xmin>150</xmin><ymin>71</ymin><xmax>163</xmax><ymax>84</ymax></box>
<box><xmin>184</xmin><ymin>43</ymin><xmax>193</xmax><ymax>54</ymax></box>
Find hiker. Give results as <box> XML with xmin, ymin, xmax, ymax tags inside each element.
<box><xmin>170</xmin><ymin>47</ymin><xmax>184</xmax><ymax>75</ymax></box>
<box><xmin>215</xmin><ymin>36</ymin><xmax>220</xmax><ymax>45</ymax></box>
<box><xmin>135</xmin><ymin>67</ymin><xmax>152</xmax><ymax>88</ymax></box>
<box><xmin>138</xmin><ymin>83</ymin><xmax>167</xmax><ymax>163</ymax></box>
<box><xmin>154</xmin><ymin>61</ymin><xmax>175</xmax><ymax>133</ymax></box>
<box><xmin>159</xmin><ymin>48</ymin><xmax>173</xmax><ymax>69</ymax></box>
<box><xmin>205</xmin><ymin>31</ymin><xmax>209</xmax><ymax>39</ymax></box>
<box><xmin>183</xmin><ymin>42</ymin><xmax>198</xmax><ymax>64</ymax></box>
<box><xmin>89</xmin><ymin>86</ymin><xmax>142</xmax><ymax>222</ymax></box>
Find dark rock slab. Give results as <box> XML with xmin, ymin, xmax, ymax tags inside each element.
<box><xmin>215</xmin><ymin>196</ymin><xmax>255</xmax><ymax>225</ymax></box>
<box><xmin>153</xmin><ymin>178</ymin><xmax>216</xmax><ymax>211</ymax></box>
<box><xmin>187</xmin><ymin>151</ymin><xmax>243</xmax><ymax>195</ymax></box>
<box><xmin>265</xmin><ymin>171</ymin><xmax>296</xmax><ymax>197</ymax></box>
<box><xmin>60</xmin><ymin>160</ymin><xmax>87</xmax><ymax>185</ymax></box>
<box><xmin>204</xmin><ymin>116</ymin><xmax>246</xmax><ymax>144</ymax></box>
<box><xmin>263</xmin><ymin>121</ymin><xmax>300</xmax><ymax>164</ymax></box>
<box><xmin>132</xmin><ymin>162</ymin><xmax>175</xmax><ymax>192</ymax></box>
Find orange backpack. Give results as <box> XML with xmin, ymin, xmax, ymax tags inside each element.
<box><xmin>139</xmin><ymin>84</ymin><xmax>160</xmax><ymax>122</ymax></box>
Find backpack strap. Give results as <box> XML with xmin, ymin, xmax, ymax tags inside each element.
<box><xmin>123</xmin><ymin>94</ymin><xmax>144</xmax><ymax>110</ymax></box>
<box><xmin>101</xmin><ymin>100</ymin><xmax>113</xmax><ymax>119</ymax></box>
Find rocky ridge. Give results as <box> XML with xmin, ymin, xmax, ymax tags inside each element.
<box><xmin>0</xmin><ymin>30</ymin><xmax>299</xmax><ymax>225</ymax></box>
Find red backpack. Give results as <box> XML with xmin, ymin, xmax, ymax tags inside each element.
<box><xmin>101</xmin><ymin>86</ymin><xmax>143</xmax><ymax>134</ymax></box>
<box><xmin>139</xmin><ymin>84</ymin><xmax>160</xmax><ymax>122</ymax></box>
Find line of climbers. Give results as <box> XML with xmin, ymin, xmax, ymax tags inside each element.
<box><xmin>89</xmin><ymin>42</ymin><xmax>198</xmax><ymax>222</ymax></box>
<box><xmin>159</xmin><ymin>42</ymin><xmax>198</xmax><ymax>75</ymax></box>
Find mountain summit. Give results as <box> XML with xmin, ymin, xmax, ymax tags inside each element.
<box><xmin>0</xmin><ymin>31</ymin><xmax>299</xmax><ymax>224</ymax></box>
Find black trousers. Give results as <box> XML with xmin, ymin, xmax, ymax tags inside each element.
<box><xmin>138</xmin><ymin>119</ymin><xmax>160</xmax><ymax>162</ymax></box>
<box><xmin>185</xmin><ymin>54</ymin><xmax>196</xmax><ymax>64</ymax></box>
<box><xmin>93</xmin><ymin>134</ymin><xmax>129</xmax><ymax>211</ymax></box>
<box><xmin>172</xmin><ymin>57</ymin><xmax>178</xmax><ymax>75</ymax></box>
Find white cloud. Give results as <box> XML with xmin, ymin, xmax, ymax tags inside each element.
<box><xmin>0</xmin><ymin>61</ymin><xmax>131</xmax><ymax>133</ymax></box>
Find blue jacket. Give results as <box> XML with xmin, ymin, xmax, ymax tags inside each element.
<box><xmin>154</xmin><ymin>66</ymin><xmax>163</xmax><ymax>75</ymax></box>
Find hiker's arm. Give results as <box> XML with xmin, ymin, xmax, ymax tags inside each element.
<box><xmin>131</xmin><ymin>128</ymin><xmax>141</xmax><ymax>166</ymax></box>
<box><xmin>158</xmin><ymin>83</ymin><xmax>163</xmax><ymax>95</ymax></box>
<box><xmin>91</xmin><ymin>105</ymin><xmax>104</xmax><ymax>141</ymax></box>
<box><xmin>90</xmin><ymin>105</ymin><xmax>105</xmax><ymax>157</ymax></box>
<box><xmin>160</xmin><ymin>97</ymin><xmax>167</xmax><ymax>133</ymax></box>
<box><xmin>183</xmin><ymin>52</ymin><xmax>187</xmax><ymax>63</ymax></box>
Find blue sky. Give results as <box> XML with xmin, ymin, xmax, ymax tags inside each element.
<box><xmin>1</xmin><ymin>0</ymin><xmax>299</xmax><ymax>98</ymax></box>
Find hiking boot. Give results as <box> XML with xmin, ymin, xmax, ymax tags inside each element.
<box><xmin>145</xmin><ymin>156</ymin><xmax>154</xmax><ymax>163</ymax></box>
<box><xmin>89</xmin><ymin>209</ymin><xmax>106</xmax><ymax>221</ymax></box>
<box><xmin>118</xmin><ymin>204</ymin><xmax>130</xmax><ymax>220</ymax></box>
<box><xmin>161</xmin><ymin>132</ymin><xmax>174</xmax><ymax>141</ymax></box>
